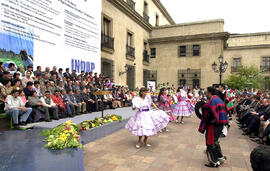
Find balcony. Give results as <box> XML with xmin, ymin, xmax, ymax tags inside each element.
<box><xmin>260</xmin><ymin>65</ymin><xmax>270</xmax><ymax>71</ymax></box>
<box><xmin>127</xmin><ymin>0</ymin><xmax>135</xmax><ymax>10</ymax></box>
<box><xmin>126</xmin><ymin>45</ymin><xmax>135</xmax><ymax>59</ymax></box>
<box><xmin>143</xmin><ymin>50</ymin><xmax>149</xmax><ymax>64</ymax></box>
<box><xmin>143</xmin><ymin>12</ymin><xmax>149</xmax><ymax>23</ymax></box>
<box><xmin>231</xmin><ymin>66</ymin><xmax>241</xmax><ymax>73</ymax></box>
<box><xmin>101</xmin><ymin>33</ymin><xmax>114</xmax><ymax>52</ymax></box>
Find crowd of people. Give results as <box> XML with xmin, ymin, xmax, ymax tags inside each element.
<box><xmin>0</xmin><ymin>62</ymin><xmax>133</xmax><ymax>129</ymax></box>
<box><xmin>236</xmin><ymin>88</ymin><xmax>270</xmax><ymax>145</ymax></box>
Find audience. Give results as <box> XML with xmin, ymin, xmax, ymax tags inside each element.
<box><xmin>0</xmin><ymin>62</ymin><xmax>135</xmax><ymax>129</ymax></box>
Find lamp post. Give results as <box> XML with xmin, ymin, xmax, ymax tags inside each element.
<box><xmin>211</xmin><ymin>55</ymin><xmax>228</xmax><ymax>84</ymax></box>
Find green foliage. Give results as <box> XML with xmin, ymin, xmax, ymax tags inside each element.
<box><xmin>224</xmin><ymin>66</ymin><xmax>265</xmax><ymax>90</ymax></box>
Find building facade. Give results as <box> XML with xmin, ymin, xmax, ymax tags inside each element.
<box><xmin>101</xmin><ymin>0</ymin><xmax>270</xmax><ymax>89</ymax></box>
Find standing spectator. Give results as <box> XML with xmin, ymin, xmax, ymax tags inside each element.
<box><xmin>0</xmin><ymin>79</ymin><xmax>13</xmax><ymax>102</ymax></box>
<box><xmin>50</xmin><ymin>90</ymin><xmax>66</xmax><ymax>118</ymax></box>
<box><xmin>4</xmin><ymin>90</ymin><xmax>32</xmax><ymax>128</ymax></box>
<box><xmin>43</xmin><ymin>67</ymin><xmax>51</xmax><ymax>78</ymax></box>
<box><xmin>33</xmin><ymin>66</ymin><xmax>42</xmax><ymax>76</ymax></box>
<box><xmin>21</xmin><ymin>71</ymin><xmax>34</xmax><ymax>87</ymax></box>
<box><xmin>74</xmin><ymin>89</ymin><xmax>87</xmax><ymax>113</ymax></box>
<box><xmin>41</xmin><ymin>91</ymin><xmax>59</xmax><ymax>120</ymax></box>
<box><xmin>33</xmin><ymin>81</ymin><xmax>42</xmax><ymax>97</ymax></box>
<box><xmin>63</xmin><ymin>68</ymin><xmax>71</xmax><ymax>78</ymax></box>
<box><xmin>23</xmin><ymin>81</ymin><xmax>34</xmax><ymax>98</ymax></box>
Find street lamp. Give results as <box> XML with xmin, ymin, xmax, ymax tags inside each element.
<box><xmin>212</xmin><ymin>55</ymin><xmax>228</xmax><ymax>84</ymax></box>
<box><xmin>119</xmin><ymin>64</ymin><xmax>129</xmax><ymax>76</ymax></box>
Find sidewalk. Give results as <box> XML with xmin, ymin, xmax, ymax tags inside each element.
<box><xmin>84</xmin><ymin>115</ymin><xmax>257</xmax><ymax>171</ymax></box>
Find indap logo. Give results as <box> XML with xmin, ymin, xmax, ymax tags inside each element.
<box><xmin>71</xmin><ymin>59</ymin><xmax>95</xmax><ymax>73</ymax></box>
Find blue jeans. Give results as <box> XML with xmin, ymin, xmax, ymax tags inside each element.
<box><xmin>6</xmin><ymin>108</ymin><xmax>32</xmax><ymax>124</ymax></box>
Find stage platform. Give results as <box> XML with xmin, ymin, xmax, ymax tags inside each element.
<box><xmin>0</xmin><ymin>107</ymin><xmax>135</xmax><ymax>171</ymax></box>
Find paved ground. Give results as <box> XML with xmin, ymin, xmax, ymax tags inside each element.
<box><xmin>84</xmin><ymin>115</ymin><xmax>257</xmax><ymax>171</ymax></box>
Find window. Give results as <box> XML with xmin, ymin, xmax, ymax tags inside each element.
<box><xmin>127</xmin><ymin>32</ymin><xmax>133</xmax><ymax>46</ymax></box>
<box><xmin>193</xmin><ymin>45</ymin><xmax>200</xmax><ymax>56</ymax></box>
<box><xmin>233</xmin><ymin>58</ymin><xmax>241</xmax><ymax>67</ymax></box>
<box><xmin>155</xmin><ymin>14</ymin><xmax>159</xmax><ymax>26</ymax></box>
<box><xmin>150</xmin><ymin>48</ymin><xmax>156</xmax><ymax>58</ymax></box>
<box><xmin>180</xmin><ymin>79</ymin><xmax>186</xmax><ymax>86</ymax></box>
<box><xmin>144</xmin><ymin>2</ymin><xmax>148</xmax><ymax>14</ymax></box>
<box><xmin>262</xmin><ymin>57</ymin><xmax>270</xmax><ymax>67</ymax></box>
<box><xmin>127</xmin><ymin>0</ymin><xmax>135</xmax><ymax>10</ymax></box>
<box><xmin>179</xmin><ymin>46</ymin><xmax>186</xmax><ymax>57</ymax></box>
<box><xmin>103</xmin><ymin>17</ymin><xmax>110</xmax><ymax>36</ymax></box>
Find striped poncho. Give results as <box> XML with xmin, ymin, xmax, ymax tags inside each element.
<box><xmin>198</xmin><ymin>96</ymin><xmax>229</xmax><ymax>145</ymax></box>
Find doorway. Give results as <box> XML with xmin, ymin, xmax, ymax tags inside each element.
<box><xmin>127</xmin><ymin>65</ymin><xmax>135</xmax><ymax>90</ymax></box>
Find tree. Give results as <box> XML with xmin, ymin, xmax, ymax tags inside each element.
<box><xmin>224</xmin><ymin>66</ymin><xmax>265</xmax><ymax>90</ymax></box>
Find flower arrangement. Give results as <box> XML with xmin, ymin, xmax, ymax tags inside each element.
<box><xmin>41</xmin><ymin>115</ymin><xmax>123</xmax><ymax>150</ymax></box>
<box><xmin>40</xmin><ymin>120</ymin><xmax>82</xmax><ymax>150</ymax></box>
<box><xmin>77</xmin><ymin>114</ymin><xmax>122</xmax><ymax>131</ymax></box>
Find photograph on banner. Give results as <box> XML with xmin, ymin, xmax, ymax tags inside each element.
<box><xmin>0</xmin><ymin>0</ymin><xmax>101</xmax><ymax>73</ymax></box>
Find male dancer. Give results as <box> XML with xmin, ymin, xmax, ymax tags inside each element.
<box><xmin>198</xmin><ymin>87</ymin><xmax>228</xmax><ymax>167</ymax></box>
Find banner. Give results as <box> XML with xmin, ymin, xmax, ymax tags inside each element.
<box><xmin>0</xmin><ymin>0</ymin><xmax>101</xmax><ymax>73</ymax></box>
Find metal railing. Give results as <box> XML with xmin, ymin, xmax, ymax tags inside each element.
<box><xmin>126</xmin><ymin>45</ymin><xmax>135</xmax><ymax>58</ymax></box>
<box><xmin>143</xmin><ymin>12</ymin><xmax>149</xmax><ymax>22</ymax></box>
<box><xmin>127</xmin><ymin>0</ymin><xmax>135</xmax><ymax>10</ymax></box>
<box><xmin>101</xmin><ymin>33</ymin><xmax>114</xmax><ymax>50</ymax></box>
<box><xmin>143</xmin><ymin>50</ymin><xmax>149</xmax><ymax>63</ymax></box>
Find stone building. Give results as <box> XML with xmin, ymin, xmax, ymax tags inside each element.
<box><xmin>101</xmin><ymin>0</ymin><xmax>270</xmax><ymax>89</ymax></box>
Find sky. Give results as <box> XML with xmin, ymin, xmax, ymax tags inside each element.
<box><xmin>160</xmin><ymin>0</ymin><xmax>270</xmax><ymax>34</ymax></box>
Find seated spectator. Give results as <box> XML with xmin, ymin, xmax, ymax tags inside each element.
<box><xmin>33</xmin><ymin>81</ymin><xmax>42</xmax><ymax>97</ymax></box>
<box><xmin>33</xmin><ymin>66</ymin><xmax>42</xmax><ymax>77</ymax></box>
<box><xmin>58</xmin><ymin>68</ymin><xmax>64</xmax><ymax>81</ymax></box>
<box><xmin>63</xmin><ymin>68</ymin><xmax>71</xmax><ymax>78</ymax></box>
<box><xmin>90</xmin><ymin>89</ymin><xmax>102</xmax><ymax>111</ymax></box>
<box><xmin>43</xmin><ymin>67</ymin><xmax>51</xmax><ymax>78</ymax></box>
<box><xmin>50</xmin><ymin>66</ymin><xmax>58</xmax><ymax>78</ymax></box>
<box><xmin>12</xmin><ymin>79</ymin><xmax>22</xmax><ymax>91</ymax></box>
<box><xmin>0</xmin><ymin>61</ymin><xmax>5</xmax><ymax>77</ymax></box>
<box><xmin>250</xmin><ymin>145</ymin><xmax>270</xmax><ymax>171</ymax></box>
<box><xmin>57</xmin><ymin>81</ymin><xmax>65</xmax><ymax>92</ymax></box>
<box><xmin>65</xmin><ymin>80</ymin><xmax>73</xmax><ymax>93</ymax></box>
<box><xmin>66</xmin><ymin>90</ymin><xmax>80</xmax><ymax>114</ymax></box>
<box><xmin>0</xmin><ymin>79</ymin><xmax>13</xmax><ymax>102</ymax></box>
<box><xmin>28</xmin><ymin>91</ymin><xmax>48</xmax><ymax>122</ymax></box>
<box><xmin>103</xmin><ymin>91</ymin><xmax>115</xmax><ymax>109</ymax></box>
<box><xmin>12</xmin><ymin>72</ymin><xmax>21</xmax><ymax>84</ymax></box>
<box><xmin>23</xmin><ymin>81</ymin><xmax>34</xmax><ymax>98</ymax></box>
<box><xmin>41</xmin><ymin>91</ymin><xmax>59</xmax><ymax>120</ymax></box>
<box><xmin>74</xmin><ymin>89</ymin><xmax>87</xmax><ymax>113</ymax></box>
<box><xmin>112</xmin><ymin>90</ymin><xmax>122</xmax><ymax>108</ymax></box>
<box><xmin>24</xmin><ymin>65</ymin><xmax>34</xmax><ymax>78</ymax></box>
<box><xmin>50</xmin><ymin>73</ymin><xmax>59</xmax><ymax>85</ymax></box>
<box><xmin>49</xmin><ymin>81</ymin><xmax>57</xmax><ymax>94</ymax></box>
<box><xmin>73</xmin><ymin>81</ymin><xmax>80</xmax><ymax>92</ymax></box>
<box><xmin>17</xmin><ymin>66</ymin><xmax>25</xmax><ymax>79</ymax></box>
<box><xmin>0</xmin><ymin>71</ymin><xmax>11</xmax><ymax>84</ymax></box>
<box><xmin>19</xmin><ymin>90</ymin><xmax>27</xmax><ymax>106</ymax></box>
<box><xmin>8</xmin><ymin>63</ymin><xmax>16</xmax><ymax>76</ymax></box>
<box><xmin>41</xmin><ymin>81</ymin><xmax>50</xmax><ymax>95</ymax></box>
<box><xmin>125</xmin><ymin>91</ymin><xmax>133</xmax><ymax>106</ymax></box>
<box><xmin>4</xmin><ymin>90</ymin><xmax>32</xmax><ymax>129</ymax></box>
<box><xmin>51</xmin><ymin>90</ymin><xmax>66</xmax><ymax>118</ymax></box>
<box><xmin>22</xmin><ymin>71</ymin><xmax>34</xmax><ymax>87</ymax></box>
<box><xmin>61</xmin><ymin>90</ymin><xmax>74</xmax><ymax>117</ymax></box>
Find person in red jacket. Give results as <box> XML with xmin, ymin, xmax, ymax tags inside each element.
<box><xmin>51</xmin><ymin>90</ymin><xmax>66</xmax><ymax>118</ymax></box>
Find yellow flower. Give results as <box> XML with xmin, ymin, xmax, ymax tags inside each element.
<box><xmin>65</xmin><ymin>120</ymin><xmax>73</xmax><ymax>125</ymax></box>
<box><xmin>92</xmin><ymin>123</ymin><xmax>95</xmax><ymax>127</ymax></box>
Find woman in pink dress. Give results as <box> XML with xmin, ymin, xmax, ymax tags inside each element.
<box><xmin>172</xmin><ymin>87</ymin><xmax>194</xmax><ymax>124</ymax></box>
<box><xmin>158</xmin><ymin>88</ymin><xmax>171</xmax><ymax>132</ymax></box>
<box><xmin>125</xmin><ymin>88</ymin><xmax>170</xmax><ymax>149</ymax></box>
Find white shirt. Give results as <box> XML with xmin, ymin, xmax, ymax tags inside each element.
<box><xmin>40</xmin><ymin>97</ymin><xmax>56</xmax><ymax>108</ymax></box>
<box><xmin>4</xmin><ymin>95</ymin><xmax>24</xmax><ymax>110</ymax></box>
